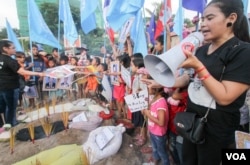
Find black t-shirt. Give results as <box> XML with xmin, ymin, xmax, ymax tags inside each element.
<box><xmin>187</xmin><ymin>37</ymin><xmax>250</xmax><ymax>145</ymax></box>
<box><xmin>0</xmin><ymin>54</ymin><xmax>20</xmax><ymax>90</ymax></box>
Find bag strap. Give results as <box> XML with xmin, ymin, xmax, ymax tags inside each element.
<box><xmin>203</xmin><ymin>66</ymin><xmax>226</xmax><ymax>120</ymax></box>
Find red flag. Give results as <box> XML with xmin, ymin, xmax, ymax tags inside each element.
<box><xmin>106</xmin><ymin>27</ymin><xmax>115</xmax><ymax>44</ymax></box>
<box><xmin>154</xmin><ymin>0</ymin><xmax>172</xmax><ymax>39</ymax></box>
<box><xmin>103</xmin><ymin>0</ymin><xmax>115</xmax><ymax>44</ymax></box>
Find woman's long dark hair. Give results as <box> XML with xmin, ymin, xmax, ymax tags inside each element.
<box><xmin>0</xmin><ymin>40</ymin><xmax>13</xmax><ymax>54</ymax></box>
<box><xmin>208</xmin><ymin>0</ymin><xmax>250</xmax><ymax>42</ymax></box>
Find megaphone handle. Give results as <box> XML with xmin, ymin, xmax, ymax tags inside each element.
<box><xmin>182</xmin><ymin>42</ymin><xmax>195</xmax><ymax>58</ymax></box>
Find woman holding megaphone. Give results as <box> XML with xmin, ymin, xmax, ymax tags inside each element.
<box><xmin>142</xmin><ymin>0</ymin><xmax>250</xmax><ymax>165</ymax></box>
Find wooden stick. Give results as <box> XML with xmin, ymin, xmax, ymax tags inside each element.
<box><xmin>41</xmin><ymin>117</ymin><xmax>53</xmax><ymax>137</ymax></box>
<box><xmin>44</xmin><ymin>101</ymin><xmax>50</xmax><ymax>116</ymax></box>
<box><xmin>52</xmin><ymin>97</ymin><xmax>57</xmax><ymax>114</ymax></box>
<box><xmin>140</xmin><ymin>88</ymin><xmax>149</xmax><ymax>137</ymax></box>
<box><xmin>28</xmin><ymin>123</ymin><xmax>35</xmax><ymax>144</ymax></box>
<box><xmin>10</xmin><ymin>128</ymin><xmax>15</xmax><ymax>154</ymax></box>
<box><xmin>61</xmin><ymin>111</ymin><xmax>69</xmax><ymax>130</ymax></box>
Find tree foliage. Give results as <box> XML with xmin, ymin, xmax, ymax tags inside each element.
<box><xmin>144</xmin><ymin>2</ymin><xmax>195</xmax><ymax>28</ymax></box>
<box><xmin>39</xmin><ymin>2</ymin><xmax>105</xmax><ymax>55</ymax></box>
<box><xmin>0</xmin><ymin>28</ymin><xmax>20</xmax><ymax>40</ymax></box>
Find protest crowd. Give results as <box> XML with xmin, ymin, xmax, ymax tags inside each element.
<box><xmin>1</xmin><ymin>0</ymin><xmax>250</xmax><ymax>165</ymax></box>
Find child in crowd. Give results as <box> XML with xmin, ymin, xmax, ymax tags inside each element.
<box><xmin>15</xmin><ymin>51</ymin><xmax>30</xmax><ymax>108</ymax></box>
<box><xmin>153</xmin><ymin>24</ymin><xmax>171</xmax><ymax>55</ymax></box>
<box><xmin>112</xmin><ymin>54</ymin><xmax>130</xmax><ymax>119</ymax></box>
<box><xmin>104</xmin><ymin>56</ymin><xmax>116</xmax><ymax>110</ymax></box>
<box><xmin>84</xmin><ymin>57</ymin><xmax>100</xmax><ymax>98</ymax></box>
<box><xmin>70</xmin><ymin>57</ymin><xmax>78</xmax><ymax>66</ymax></box>
<box><xmin>44</xmin><ymin>58</ymin><xmax>59</xmax><ymax>101</ymax></box>
<box><xmin>95</xmin><ymin>63</ymin><xmax>108</xmax><ymax>104</ymax></box>
<box><xmin>141</xmin><ymin>86</ymin><xmax>170</xmax><ymax>165</ymax></box>
<box><xmin>130</xmin><ymin>57</ymin><xmax>148</xmax><ymax>146</ymax></box>
<box><xmin>25</xmin><ymin>44</ymin><xmax>46</xmax><ymax>107</ymax></box>
<box><xmin>126</xmin><ymin>53</ymin><xmax>144</xmax><ymax>120</ymax></box>
<box><xmin>47</xmin><ymin>58</ymin><xmax>57</xmax><ymax>68</ymax></box>
<box><xmin>59</xmin><ymin>55</ymin><xmax>69</xmax><ymax>65</ymax></box>
<box><xmin>167</xmin><ymin>87</ymin><xmax>188</xmax><ymax>165</ymax></box>
<box><xmin>70</xmin><ymin>57</ymin><xmax>79</xmax><ymax>100</ymax></box>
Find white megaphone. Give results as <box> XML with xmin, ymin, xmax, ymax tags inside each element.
<box><xmin>144</xmin><ymin>32</ymin><xmax>204</xmax><ymax>87</ymax></box>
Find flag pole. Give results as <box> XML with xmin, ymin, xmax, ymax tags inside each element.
<box><xmin>163</xmin><ymin>0</ymin><xmax>167</xmax><ymax>52</ymax></box>
<box><xmin>58</xmin><ymin>0</ymin><xmax>61</xmax><ymax>52</ymax></box>
<box><xmin>27</xmin><ymin>0</ymin><xmax>36</xmax><ymax>85</ymax></box>
<box><xmin>27</xmin><ymin>0</ymin><xmax>34</xmax><ymax>72</ymax></box>
<box><xmin>195</xmin><ymin>12</ymin><xmax>199</xmax><ymax>32</ymax></box>
<box><xmin>98</xmin><ymin>0</ymin><xmax>106</xmax><ymax>63</ymax></box>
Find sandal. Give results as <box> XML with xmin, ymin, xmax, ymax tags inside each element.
<box><xmin>134</xmin><ymin>138</ymin><xmax>146</xmax><ymax>146</ymax></box>
<box><xmin>132</xmin><ymin>134</ymin><xmax>142</xmax><ymax>140</ymax></box>
<box><xmin>18</xmin><ymin>110</ymin><xmax>26</xmax><ymax>115</ymax></box>
<box><xmin>140</xmin><ymin>146</ymin><xmax>153</xmax><ymax>153</ymax></box>
<box><xmin>0</xmin><ymin>127</ymin><xmax>4</xmax><ymax>134</ymax></box>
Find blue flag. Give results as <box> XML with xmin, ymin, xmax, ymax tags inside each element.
<box><xmin>146</xmin><ymin>13</ymin><xmax>156</xmax><ymax>45</ymax></box>
<box><xmin>106</xmin><ymin>0</ymin><xmax>145</xmax><ymax>31</ymax></box>
<box><xmin>59</xmin><ymin>0</ymin><xmax>78</xmax><ymax>45</ymax></box>
<box><xmin>173</xmin><ymin>0</ymin><xmax>184</xmax><ymax>39</ymax></box>
<box><xmin>27</xmin><ymin>0</ymin><xmax>61</xmax><ymax>49</ymax></box>
<box><xmin>6</xmin><ymin>19</ymin><xmax>23</xmax><ymax>52</ymax></box>
<box><xmin>80</xmin><ymin>0</ymin><xmax>98</xmax><ymax>34</ymax></box>
<box><xmin>182</xmin><ymin>0</ymin><xmax>207</xmax><ymax>13</ymax></box>
<box><xmin>130</xmin><ymin>10</ymin><xmax>147</xmax><ymax>56</ymax></box>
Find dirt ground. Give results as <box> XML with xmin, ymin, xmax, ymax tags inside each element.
<box><xmin>0</xmin><ymin>113</ymin><xmax>152</xmax><ymax>165</ymax></box>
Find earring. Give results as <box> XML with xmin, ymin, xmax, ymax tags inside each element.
<box><xmin>227</xmin><ymin>22</ymin><xmax>233</xmax><ymax>27</ymax></box>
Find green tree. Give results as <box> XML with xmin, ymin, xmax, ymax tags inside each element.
<box><xmin>144</xmin><ymin>2</ymin><xmax>196</xmax><ymax>29</ymax></box>
<box><xmin>0</xmin><ymin>28</ymin><xmax>20</xmax><ymax>40</ymax></box>
<box><xmin>184</xmin><ymin>18</ymin><xmax>194</xmax><ymax>28</ymax></box>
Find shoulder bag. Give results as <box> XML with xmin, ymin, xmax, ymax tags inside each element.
<box><xmin>174</xmin><ymin>66</ymin><xmax>225</xmax><ymax>144</ymax></box>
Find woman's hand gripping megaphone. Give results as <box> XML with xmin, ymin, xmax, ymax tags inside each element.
<box><xmin>180</xmin><ymin>43</ymin><xmax>204</xmax><ymax>71</ymax></box>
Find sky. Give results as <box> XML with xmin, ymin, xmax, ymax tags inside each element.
<box><xmin>0</xmin><ymin>0</ymin><xmax>249</xmax><ymax>30</ymax></box>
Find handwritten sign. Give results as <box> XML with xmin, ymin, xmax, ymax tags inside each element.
<box><xmin>110</xmin><ymin>61</ymin><xmax>120</xmax><ymax>85</ymax></box>
<box><xmin>124</xmin><ymin>89</ymin><xmax>148</xmax><ymax>113</ymax></box>
<box><xmin>118</xmin><ymin>17</ymin><xmax>135</xmax><ymax>44</ymax></box>
<box><xmin>101</xmin><ymin>75</ymin><xmax>112</xmax><ymax>102</ymax></box>
<box><xmin>95</xmin><ymin>127</ymin><xmax>114</xmax><ymax>150</ymax></box>
<box><xmin>121</xmin><ymin>66</ymin><xmax>131</xmax><ymax>88</ymax></box>
<box><xmin>72</xmin><ymin>112</ymin><xmax>88</xmax><ymax>122</ymax></box>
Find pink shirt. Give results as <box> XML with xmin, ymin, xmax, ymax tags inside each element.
<box><xmin>148</xmin><ymin>97</ymin><xmax>169</xmax><ymax>136</ymax></box>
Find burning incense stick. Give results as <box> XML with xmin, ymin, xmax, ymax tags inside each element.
<box><xmin>9</xmin><ymin>128</ymin><xmax>15</xmax><ymax>154</ymax></box>
<box><xmin>81</xmin><ymin>150</ymin><xmax>90</xmax><ymax>165</ymax></box>
<box><xmin>52</xmin><ymin>97</ymin><xmax>57</xmax><ymax>114</ymax></box>
<box><xmin>40</xmin><ymin>117</ymin><xmax>53</xmax><ymax>137</ymax></box>
<box><xmin>44</xmin><ymin>101</ymin><xmax>50</xmax><ymax>116</ymax></box>
<box><xmin>28</xmin><ymin>123</ymin><xmax>35</xmax><ymax>144</ymax></box>
<box><xmin>26</xmin><ymin>107</ymin><xmax>33</xmax><ymax>121</ymax></box>
<box><xmin>61</xmin><ymin>111</ymin><xmax>69</xmax><ymax>130</ymax></box>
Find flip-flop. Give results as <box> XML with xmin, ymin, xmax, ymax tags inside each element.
<box><xmin>0</xmin><ymin>127</ymin><xmax>4</xmax><ymax>134</ymax></box>
<box><xmin>132</xmin><ymin>134</ymin><xmax>141</xmax><ymax>140</ymax></box>
<box><xmin>140</xmin><ymin>146</ymin><xmax>153</xmax><ymax>153</ymax></box>
<box><xmin>134</xmin><ymin>138</ymin><xmax>146</xmax><ymax>146</ymax></box>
